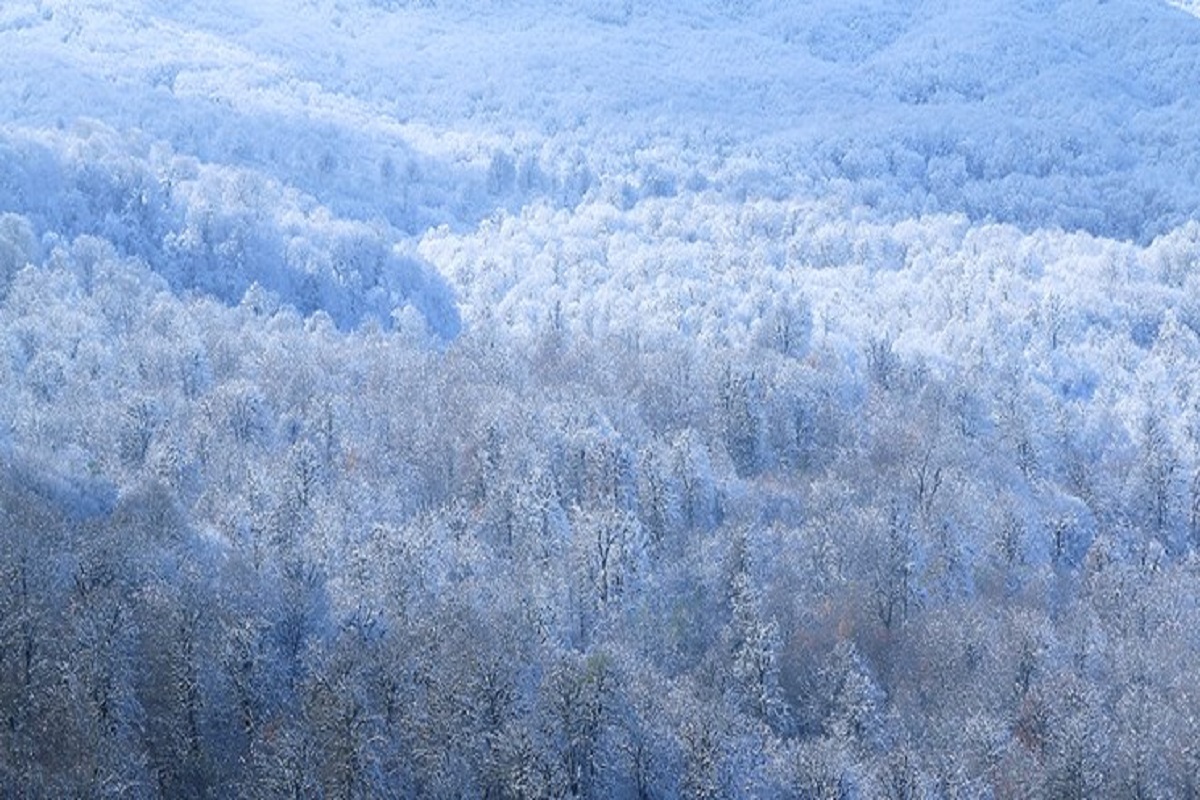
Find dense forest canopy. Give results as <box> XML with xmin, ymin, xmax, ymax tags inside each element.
<box><xmin>3</xmin><ymin>0</ymin><xmax>1200</xmax><ymax>796</ymax></box>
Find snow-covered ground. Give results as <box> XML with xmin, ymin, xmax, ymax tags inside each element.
<box><xmin>3</xmin><ymin>0</ymin><xmax>1199</xmax><ymax>342</ymax></box>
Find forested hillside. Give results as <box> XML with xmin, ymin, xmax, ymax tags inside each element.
<box><xmin>3</xmin><ymin>0</ymin><xmax>1200</xmax><ymax>796</ymax></box>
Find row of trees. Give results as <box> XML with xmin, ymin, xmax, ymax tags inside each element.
<box><xmin>3</xmin><ymin>213</ymin><xmax>1200</xmax><ymax>795</ymax></box>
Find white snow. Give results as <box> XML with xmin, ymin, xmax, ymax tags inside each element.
<box><xmin>1</xmin><ymin>0</ymin><xmax>1199</xmax><ymax>359</ymax></box>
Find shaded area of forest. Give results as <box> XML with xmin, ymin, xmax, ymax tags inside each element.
<box><xmin>3</xmin><ymin>219</ymin><xmax>1199</xmax><ymax>797</ymax></box>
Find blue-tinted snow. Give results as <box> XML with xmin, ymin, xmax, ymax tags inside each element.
<box><xmin>0</xmin><ymin>0</ymin><xmax>1198</xmax><ymax>349</ymax></box>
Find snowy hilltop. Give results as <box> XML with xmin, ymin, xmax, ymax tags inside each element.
<box><xmin>3</xmin><ymin>0</ymin><xmax>1200</xmax><ymax>332</ymax></box>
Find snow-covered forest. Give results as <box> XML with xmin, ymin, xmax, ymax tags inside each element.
<box><xmin>3</xmin><ymin>0</ymin><xmax>1200</xmax><ymax>796</ymax></box>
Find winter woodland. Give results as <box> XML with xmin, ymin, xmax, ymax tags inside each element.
<box><xmin>3</xmin><ymin>0</ymin><xmax>1200</xmax><ymax>796</ymax></box>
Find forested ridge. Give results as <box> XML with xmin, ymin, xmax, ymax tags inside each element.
<box><xmin>4</xmin><ymin>204</ymin><xmax>1200</xmax><ymax>796</ymax></box>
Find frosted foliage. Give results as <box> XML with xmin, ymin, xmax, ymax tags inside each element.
<box><xmin>0</xmin><ymin>213</ymin><xmax>36</xmax><ymax>298</ymax></box>
<box><xmin>2</xmin><ymin>0</ymin><xmax>1200</xmax><ymax>797</ymax></box>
